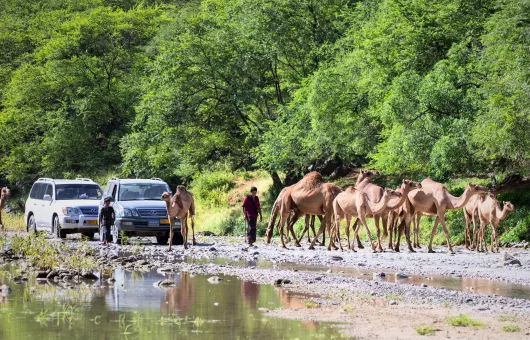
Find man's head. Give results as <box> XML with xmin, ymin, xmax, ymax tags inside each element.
<box><xmin>250</xmin><ymin>186</ymin><xmax>257</xmax><ymax>197</ymax></box>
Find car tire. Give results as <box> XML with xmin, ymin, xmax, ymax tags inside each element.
<box><xmin>82</xmin><ymin>232</ymin><xmax>94</xmax><ymax>240</ymax></box>
<box><xmin>27</xmin><ymin>215</ymin><xmax>37</xmax><ymax>234</ymax></box>
<box><xmin>172</xmin><ymin>232</ymin><xmax>184</xmax><ymax>245</ymax></box>
<box><xmin>53</xmin><ymin>215</ymin><xmax>67</xmax><ymax>239</ymax></box>
<box><xmin>156</xmin><ymin>235</ymin><xmax>169</xmax><ymax>245</ymax></box>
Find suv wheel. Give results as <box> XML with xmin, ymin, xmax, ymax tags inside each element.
<box><xmin>156</xmin><ymin>235</ymin><xmax>169</xmax><ymax>245</ymax></box>
<box><xmin>52</xmin><ymin>215</ymin><xmax>67</xmax><ymax>239</ymax></box>
<box><xmin>172</xmin><ymin>232</ymin><xmax>184</xmax><ymax>245</ymax></box>
<box><xmin>27</xmin><ymin>215</ymin><xmax>37</xmax><ymax>233</ymax></box>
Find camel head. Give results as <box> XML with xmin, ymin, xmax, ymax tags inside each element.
<box><xmin>1</xmin><ymin>187</ymin><xmax>10</xmax><ymax>197</ymax></box>
<box><xmin>466</xmin><ymin>183</ymin><xmax>489</xmax><ymax>195</ymax></box>
<box><xmin>383</xmin><ymin>188</ymin><xmax>402</xmax><ymax>200</ymax></box>
<box><xmin>161</xmin><ymin>192</ymin><xmax>171</xmax><ymax>202</ymax></box>
<box><xmin>503</xmin><ymin>201</ymin><xmax>515</xmax><ymax>212</ymax></box>
<box><xmin>359</xmin><ymin>169</ymin><xmax>379</xmax><ymax>181</ymax></box>
<box><xmin>400</xmin><ymin>179</ymin><xmax>421</xmax><ymax>192</ymax></box>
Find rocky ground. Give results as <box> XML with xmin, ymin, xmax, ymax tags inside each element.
<box><xmin>2</xmin><ymin>233</ymin><xmax>530</xmax><ymax>339</ymax></box>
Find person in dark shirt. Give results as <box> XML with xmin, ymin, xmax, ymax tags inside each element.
<box><xmin>99</xmin><ymin>196</ymin><xmax>115</xmax><ymax>245</ymax></box>
<box><xmin>242</xmin><ymin>186</ymin><xmax>262</xmax><ymax>247</ymax></box>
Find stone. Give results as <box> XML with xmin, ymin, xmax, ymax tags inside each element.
<box><xmin>373</xmin><ymin>272</ymin><xmax>386</xmax><ymax>277</ymax></box>
<box><xmin>421</xmin><ymin>284</ymin><xmax>428</xmax><ymax>288</ymax></box>
<box><xmin>207</xmin><ymin>276</ymin><xmax>223</xmax><ymax>283</ymax></box>
<box><xmin>209</xmin><ymin>247</ymin><xmax>217</xmax><ymax>252</ymax></box>
<box><xmin>36</xmin><ymin>271</ymin><xmax>48</xmax><ymax>279</ymax></box>
<box><xmin>502</xmin><ymin>251</ymin><xmax>514</xmax><ymax>261</ymax></box>
<box><xmin>46</xmin><ymin>270</ymin><xmax>59</xmax><ymax>279</ymax></box>
<box><xmin>505</xmin><ymin>259</ymin><xmax>522</xmax><ymax>266</ymax></box>
<box><xmin>158</xmin><ymin>279</ymin><xmax>176</xmax><ymax>287</ymax></box>
<box><xmin>389</xmin><ymin>300</ymin><xmax>398</xmax><ymax>305</ymax></box>
<box><xmin>396</xmin><ymin>273</ymin><xmax>408</xmax><ymax>278</ymax></box>
<box><xmin>82</xmin><ymin>272</ymin><xmax>99</xmax><ymax>280</ymax></box>
<box><xmin>331</xmin><ymin>256</ymin><xmax>343</xmax><ymax>261</ymax></box>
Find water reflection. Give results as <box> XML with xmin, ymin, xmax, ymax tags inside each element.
<box><xmin>0</xmin><ymin>265</ymin><xmax>339</xmax><ymax>340</ymax></box>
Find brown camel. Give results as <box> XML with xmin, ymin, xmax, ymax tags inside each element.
<box><xmin>0</xmin><ymin>187</ymin><xmax>11</xmax><ymax>231</ymax></box>
<box><xmin>407</xmin><ymin>178</ymin><xmax>488</xmax><ymax>254</ymax></box>
<box><xmin>476</xmin><ymin>196</ymin><xmax>514</xmax><ymax>253</ymax></box>
<box><xmin>334</xmin><ymin>187</ymin><xmax>402</xmax><ymax>251</ymax></box>
<box><xmin>266</xmin><ymin>172</ymin><xmax>342</xmax><ymax>250</ymax></box>
<box><xmin>462</xmin><ymin>194</ymin><xmax>487</xmax><ymax>250</ymax></box>
<box><xmin>161</xmin><ymin>185</ymin><xmax>196</xmax><ymax>251</ymax></box>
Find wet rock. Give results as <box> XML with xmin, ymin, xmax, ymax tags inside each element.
<box><xmin>373</xmin><ymin>272</ymin><xmax>386</xmax><ymax>277</ymax></box>
<box><xmin>82</xmin><ymin>272</ymin><xmax>99</xmax><ymax>280</ymax></box>
<box><xmin>36</xmin><ymin>271</ymin><xmax>48</xmax><ymax>279</ymax></box>
<box><xmin>46</xmin><ymin>270</ymin><xmax>59</xmax><ymax>279</ymax></box>
<box><xmin>258</xmin><ymin>307</ymin><xmax>269</xmax><ymax>312</ymax></box>
<box><xmin>395</xmin><ymin>273</ymin><xmax>408</xmax><ymax>279</ymax></box>
<box><xmin>465</xmin><ymin>298</ymin><xmax>473</xmax><ymax>303</ymax></box>
<box><xmin>505</xmin><ymin>259</ymin><xmax>522</xmax><ymax>266</ymax></box>
<box><xmin>158</xmin><ymin>267</ymin><xmax>173</xmax><ymax>272</ymax></box>
<box><xmin>107</xmin><ymin>278</ymin><xmax>116</xmax><ymax>283</ymax></box>
<box><xmin>202</xmin><ymin>231</ymin><xmax>216</xmax><ymax>236</ymax></box>
<box><xmin>158</xmin><ymin>279</ymin><xmax>176</xmax><ymax>287</ymax></box>
<box><xmin>389</xmin><ymin>300</ymin><xmax>398</xmax><ymax>305</ymax></box>
<box><xmin>0</xmin><ymin>285</ymin><xmax>11</xmax><ymax>294</ymax></box>
<box><xmin>331</xmin><ymin>256</ymin><xmax>343</xmax><ymax>261</ymax></box>
<box><xmin>62</xmin><ymin>275</ymin><xmax>73</xmax><ymax>281</ymax></box>
<box><xmin>421</xmin><ymin>284</ymin><xmax>428</xmax><ymax>288</ymax></box>
<box><xmin>274</xmin><ymin>279</ymin><xmax>290</xmax><ymax>286</ymax></box>
<box><xmin>209</xmin><ymin>247</ymin><xmax>217</xmax><ymax>252</ymax></box>
<box><xmin>326</xmin><ymin>269</ymin><xmax>332</xmax><ymax>273</ymax></box>
<box><xmin>207</xmin><ymin>276</ymin><xmax>223</xmax><ymax>283</ymax></box>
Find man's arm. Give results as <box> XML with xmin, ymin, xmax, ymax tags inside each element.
<box><xmin>242</xmin><ymin>197</ymin><xmax>248</xmax><ymax>220</ymax></box>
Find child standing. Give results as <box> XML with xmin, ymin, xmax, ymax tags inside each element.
<box><xmin>99</xmin><ymin>196</ymin><xmax>115</xmax><ymax>245</ymax></box>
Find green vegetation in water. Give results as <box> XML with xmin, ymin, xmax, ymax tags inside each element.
<box><xmin>501</xmin><ymin>325</ymin><xmax>520</xmax><ymax>332</ymax></box>
<box><xmin>446</xmin><ymin>314</ymin><xmax>484</xmax><ymax>328</ymax></box>
<box><xmin>304</xmin><ymin>301</ymin><xmax>318</xmax><ymax>309</ymax></box>
<box><xmin>415</xmin><ymin>326</ymin><xmax>436</xmax><ymax>336</ymax></box>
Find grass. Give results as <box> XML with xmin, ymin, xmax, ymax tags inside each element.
<box><xmin>1</xmin><ymin>213</ymin><xmax>26</xmax><ymax>232</ymax></box>
<box><xmin>341</xmin><ymin>304</ymin><xmax>355</xmax><ymax>312</ymax></box>
<box><xmin>304</xmin><ymin>301</ymin><xmax>318</xmax><ymax>309</ymax></box>
<box><xmin>355</xmin><ymin>294</ymin><xmax>372</xmax><ymax>303</ymax></box>
<box><xmin>415</xmin><ymin>326</ymin><xmax>435</xmax><ymax>336</ymax></box>
<box><xmin>497</xmin><ymin>314</ymin><xmax>517</xmax><ymax>322</ymax></box>
<box><xmin>502</xmin><ymin>325</ymin><xmax>520</xmax><ymax>332</ymax></box>
<box><xmin>446</xmin><ymin>314</ymin><xmax>484</xmax><ymax>328</ymax></box>
<box><xmin>384</xmin><ymin>294</ymin><xmax>403</xmax><ymax>301</ymax></box>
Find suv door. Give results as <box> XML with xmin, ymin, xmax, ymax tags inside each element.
<box><xmin>40</xmin><ymin>184</ymin><xmax>54</xmax><ymax>228</ymax></box>
<box><xmin>29</xmin><ymin>183</ymin><xmax>46</xmax><ymax>225</ymax></box>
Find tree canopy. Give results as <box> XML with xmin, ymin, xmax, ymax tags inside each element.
<box><xmin>1</xmin><ymin>0</ymin><xmax>529</xmax><ymax>186</ymax></box>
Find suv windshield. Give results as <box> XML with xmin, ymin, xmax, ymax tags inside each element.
<box><xmin>118</xmin><ymin>183</ymin><xmax>169</xmax><ymax>201</ymax></box>
<box><xmin>56</xmin><ymin>184</ymin><xmax>102</xmax><ymax>200</ymax></box>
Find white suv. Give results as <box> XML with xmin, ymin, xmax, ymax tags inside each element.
<box><xmin>24</xmin><ymin>178</ymin><xmax>103</xmax><ymax>239</ymax></box>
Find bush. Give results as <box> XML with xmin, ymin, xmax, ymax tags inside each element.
<box><xmin>190</xmin><ymin>171</ymin><xmax>236</xmax><ymax>207</ymax></box>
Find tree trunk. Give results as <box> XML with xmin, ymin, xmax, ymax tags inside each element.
<box><xmin>493</xmin><ymin>174</ymin><xmax>530</xmax><ymax>194</ymax></box>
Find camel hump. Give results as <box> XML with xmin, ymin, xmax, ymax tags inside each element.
<box><xmin>298</xmin><ymin>172</ymin><xmax>324</xmax><ymax>190</ymax></box>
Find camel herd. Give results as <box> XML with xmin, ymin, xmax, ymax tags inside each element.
<box><xmin>266</xmin><ymin>171</ymin><xmax>514</xmax><ymax>254</ymax></box>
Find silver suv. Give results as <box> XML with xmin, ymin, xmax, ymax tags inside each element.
<box><xmin>24</xmin><ymin>178</ymin><xmax>103</xmax><ymax>238</ymax></box>
<box><xmin>99</xmin><ymin>178</ymin><xmax>182</xmax><ymax>245</ymax></box>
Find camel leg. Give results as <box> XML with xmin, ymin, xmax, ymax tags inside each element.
<box><xmin>168</xmin><ymin>216</ymin><xmax>174</xmax><ymax>251</ymax></box>
<box><xmin>387</xmin><ymin>212</ymin><xmax>395</xmax><ymax>250</ymax></box>
<box><xmin>374</xmin><ymin>216</ymin><xmax>384</xmax><ymax>252</ymax></box>
<box><xmin>381</xmin><ymin>213</ymin><xmax>389</xmax><ymax>241</ymax></box>
<box><xmin>471</xmin><ymin>212</ymin><xmax>478</xmax><ymax>249</ymax></box>
<box><xmin>395</xmin><ymin>215</ymin><xmax>415</xmax><ymax>252</ymax></box>
<box><xmin>463</xmin><ymin>213</ymin><xmax>471</xmax><ymax>250</ymax></box>
<box><xmin>352</xmin><ymin>219</ymin><xmax>364</xmax><ymax>249</ymax></box>
<box><xmin>360</xmin><ymin>215</ymin><xmax>376</xmax><ymax>252</ymax></box>
<box><xmin>404</xmin><ymin>215</ymin><xmax>415</xmax><ymax>252</ymax></box>
<box><xmin>438</xmin><ymin>215</ymin><xmax>454</xmax><ymax>254</ymax></box>
<box><xmin>298</xmin><ymin>215</ymin><xmax>309</xmax><ymax>244</ymax></box>
<box><xmin>326</xmin><ymin>214</ymin><xmax>336</xmax><ymax>251</ymax></box>
<box><xmin>427</xmin><ymin>215</ymin><xmax>441</xmax><ymax>253</ymax></box>
<box><xmin>345</xmin><ymin>216</ymin><xmax>352</xmax><ymax>250</ymax></box>
<box><xmin>414</xmin><ymin>213</ymin><xmax>422</xmax><ymax>248</ymax></box>
<box><xmin>277</xmin><ymin>211</ymin><xmax>291</xmax><ymax>249</ymax></box>
<box><xmin>182</xmin><ymin>215</ymin><xmax>189</xmax><ymax>249</ymax></box>
<box><xmin>309</xmin><ymin>214</ymin><xmax>328</xmax><ymax>250</ymax></box>
<box><xmin>287</xmin><ymin>212</ymin><xmax>303</xmax><ymax>247</ymax></box>
<box><xmin>190</xmin><ymin>215</ymin><xmax>196</xmax><ymax>246</ymax></box>
<box><xmin>335</xmin><ymin>213</ymin><xmax>347</xmax><ymax>252</ymax></box>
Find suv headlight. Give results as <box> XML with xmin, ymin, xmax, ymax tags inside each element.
<box><xmin>119</xmin><ymin>208</ymin><xmax>139</xmax><ymax>217</ymax></box>
<box><xmin>62</xmin><ymin>207</ymin><xmax>81</xmax><ymax>215</ymax></box>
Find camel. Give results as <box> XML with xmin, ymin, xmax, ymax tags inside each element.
<box><xmin>334</xmin><ymin>187</ymin><xmax>402</xmax><ymax>251</ymax></box>
<box><xmin>462</xmin><ymin>194</ymin><xmax>487</xmax><ymax>250</ymax></box>
<box><xmin>0</xmin><ymin>187</ymin><xmax>11</xmax><ymax>231</ymax></box>
<box><xmin>476</xmin><ymin>196</ymin><xmax>514</xmax><ymax>253</ymax></box>
<box><xmin>407</xmin><ymin>178</ymin><xmax>489</xmax><ymax>254</ymax></box>
<box><xmin>161</xmin><ymin>185</ymin><xmax>196</xmax><ymax>251</ymax></box>
<box><xmin>266</xmin><ymin>172</ymin><xmax>343</xmax><ymax>250</ymax></box>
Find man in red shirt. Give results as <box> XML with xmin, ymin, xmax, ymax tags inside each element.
<box><xmin>242</xmin><ymin>186</ymin><xmax>262</xmax><ymax>247</ymax></box>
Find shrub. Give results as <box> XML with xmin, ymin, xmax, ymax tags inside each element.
<box><xmin>446</xmin><ymin>314</ymin><xmax>484</xmax><ymax>327</ymax></box>
<box><xmin>190</xmin><ymin>171</ymin><xmax>236</xmax><ymax>207</ymax></box>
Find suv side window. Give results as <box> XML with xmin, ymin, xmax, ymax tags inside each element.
<box><xmin>29</xmin><ymin>183</ymin><xmax>45</xmax><ymax>200</ymax></box>
<box><xmin>44</xmin><ymin>184</ymin><xmax>53</xmax><ymax>198</ymax></box>
<box><xmin>111</xmin><ymin>184</ymin><xmax>118</xmax><ymax>200</ymax></box>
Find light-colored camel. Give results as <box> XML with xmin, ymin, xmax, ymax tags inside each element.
<box><xmin>476</xmin><ymin>196</ymin><xmax>514</xmax><ymax>253</ymax></box>
<box><xmin>334</xmin><ymin>187</ymin><xmax>402</xmax><ymax>251</ymax></box>
<box><xmin>0</xmin><ymin>187</ymin><xmax>11</xmax><ymax>231</ymax></box>
<box><xmin>407</xmin><ymin>178</ymin><xmax>489</xmax><ymax>253</ymax></box>
<box><xmin>161</xmin><ymin>185</ymin><xmax>196</xmax><ymax>251</ymax></box>
<box><xmin>462</xmin><ymin>194</ymin><xmax>487</xmax><ymax>250</ymax></box>
<box><xmin>266</xmin><ymin>172</ymin><xmax>343</xmax><ymax>250</ymax></box>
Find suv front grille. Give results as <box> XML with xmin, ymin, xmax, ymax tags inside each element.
<box><xmin>80</xmin><ymin>207</ymin><xmax>99</xmax><ymax>215</ymax></box>
<box><xmin>137</xmin><ymin>208</ymin><xmax>167</xmax><ymax>217</ymax></box>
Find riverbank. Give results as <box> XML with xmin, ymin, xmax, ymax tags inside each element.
<box><xmin>2</xmin><ymin>233</ymin><xmax>530</xmax><ymax>339</ymax></box>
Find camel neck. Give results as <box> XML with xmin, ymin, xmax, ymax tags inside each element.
<box><xmin>447</xmin><ymin>187</ymin><xmax>473</xmax><ymax>209</ymax></box>
<box><xmin>498</xmin><ymin>205</ymin><xmax>510</xmax><ymax>220</ymax></box>
<box><xmin>366</xmin><ymin>193</ymin><xmax>389</xmax><ymax>214</ymax></box>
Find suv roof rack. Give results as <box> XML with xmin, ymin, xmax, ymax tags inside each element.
<box><xmin>75</xmin><ymin>178</ymin><xmax>93</xmax><ymax>182</ymax></box>
<box><xmin>37</xmin><ymin>178</ymin><xmax>54</xmax><ymax>182</ymax></box>
<box><xmin>151</xmin><ymin>177</ymin><xmax>164</xmax><ymax>181</ymax></box>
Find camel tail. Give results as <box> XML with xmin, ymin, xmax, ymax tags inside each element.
<box><xmin>189</xmin><ymin>198</ymin><xmax>195</xmax><ymax>220</ymax></box>
<box><xmin>267</xmin><ymin>200</ymin><xmax>280</xmax><ymax>231</ymax></box>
